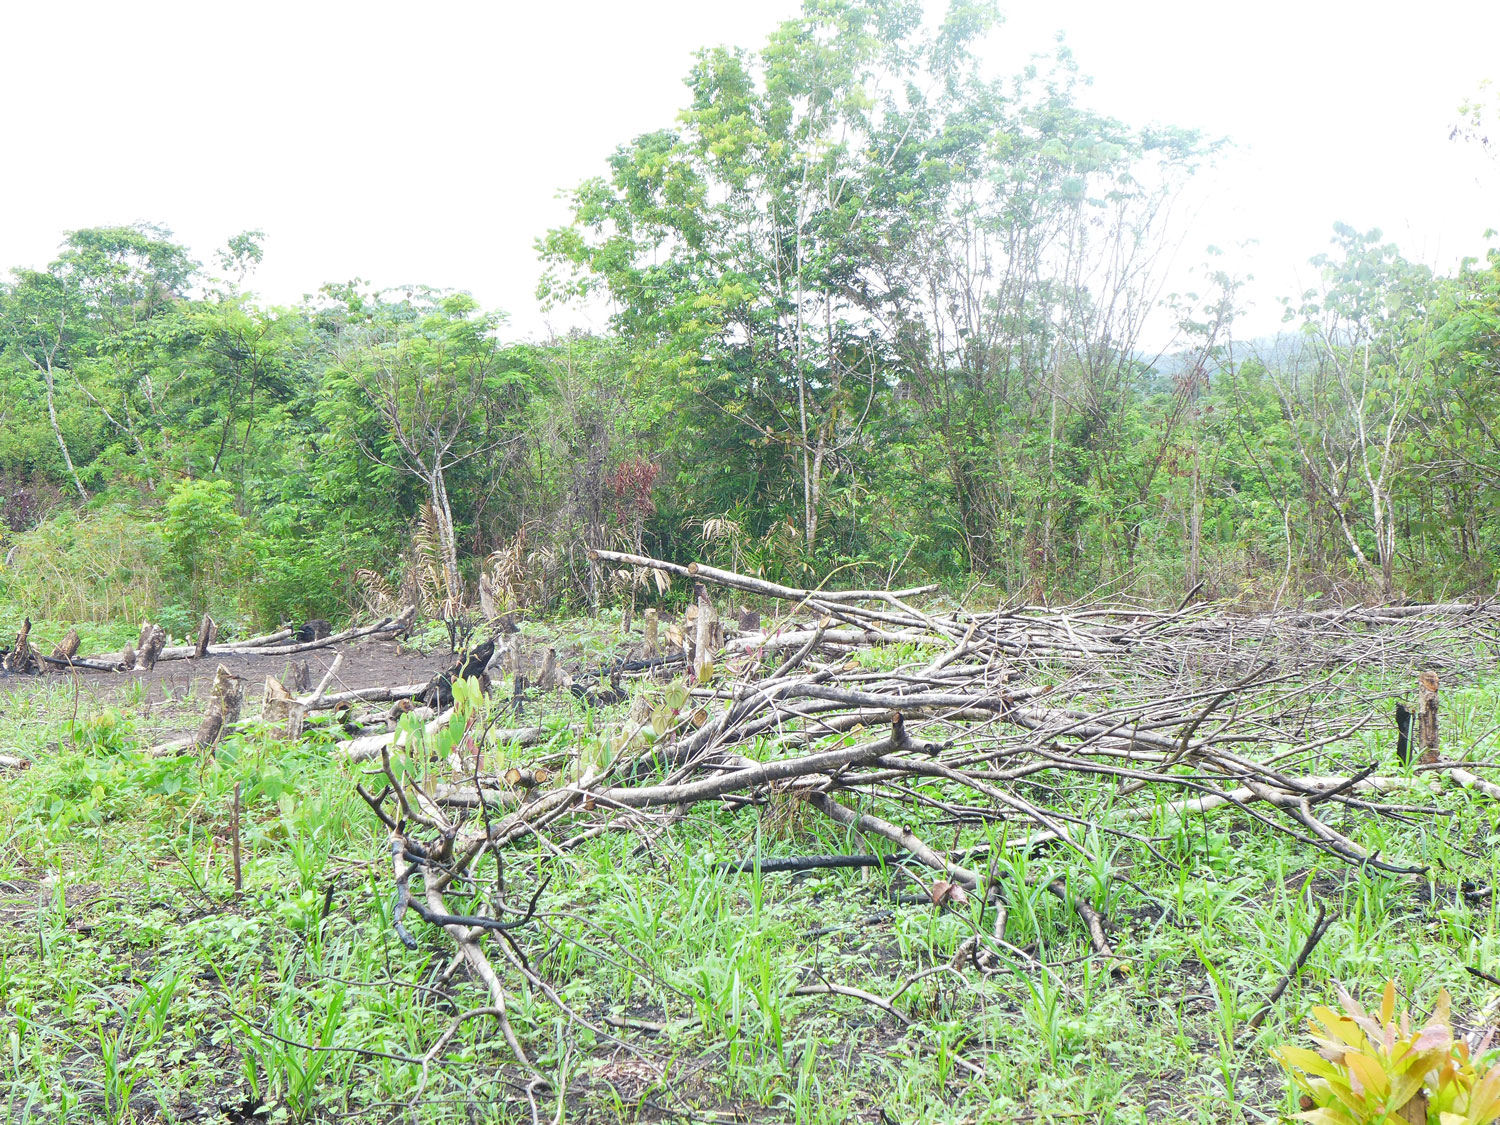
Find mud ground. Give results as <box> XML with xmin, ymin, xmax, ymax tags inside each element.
<box><xmin>0</xmin><ymin>636</ymin><xmax>453</xmax><ymax>741</ymax></box>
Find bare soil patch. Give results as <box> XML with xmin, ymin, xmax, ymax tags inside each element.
<box><xmin>0</xmin><ymin>637</ymin><xmax>451</xmax><ymax>742</ymax></box>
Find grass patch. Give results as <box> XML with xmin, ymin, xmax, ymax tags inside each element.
<box><xmin>1</xmin><ymin>620</ymin><xmax>1498</xmax><ymax>1123</ymax></box>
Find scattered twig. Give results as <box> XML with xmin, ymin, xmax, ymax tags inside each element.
<box><xmin>1246</xmin><ymin>904</ymin><xmax>1333</xmax><ymax>1032</ymax></box>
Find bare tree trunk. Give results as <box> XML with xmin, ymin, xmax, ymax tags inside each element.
<box><xmin>40</xmin><ymin>360</ymin><xmax>86</xmax><ymax>500</ymax></box>
<box><xmin>805</xmin><ymin>437</ymin><xmax>826</xmax><ymax>558</ymax></box>
<box><xmin>428</xmin><ymin>469</ymin><xmax>463</xmax><ymax>609</ymax></box>
<box><xmin>1187</xmin><ymin>440</ymin><xmax>1203</xmax><ymax>592</ymax></box>
<box><xmin>1042</xmin><ymin>389</ymin><xmax>1058</xmax><ymax>572</ymax></box>
<box><xmin>1377</xmin><ymin>494</ymin><xmax>1396</xmax><ymax>596</ymax></box>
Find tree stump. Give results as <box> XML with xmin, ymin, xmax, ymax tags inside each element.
<box><xmin>263</xmin><ymin>676</ymin><xmax>294</xmax><ymax>723</ymax></box>
<box><xmin>2</xmin><ymin>619</ymin><xmax>37</xmax><ymax>673</ymax></box>
<box><xmin>643</xmin><ymin>609</ymin><xmax>659</xmax><ymax>658</ymax></box>
<box><xmin>693</xmin><ymin>584</ymin><xmax>717</xmax><ymax>683</ymax></box>
<box><xmin>51</xmin><ymin>629</ymin><xmax>81</xmax><ymax>662</ymax></box>
<box><xmin>135</xmin><ymin>624</ymin><xmax>167</xmax><ymax>671</ymax></box>
<box><xmin>1394</xmin><ymin>702</ymin><xmax>1414</xmax><ymax>765</ymax></box>
<box><xmin>282</xmin><ymin>703</ymin><xmax>307</xmax><ymax>741</ymax></box>
<box><xmin>288</xmin><ymin>660</ymin><xmax>312</xmax><ymax>693</ymax></box>
<box><xmin>1417</xmin><ymin>670</ymin><xmax>1440</xmax><ymax>764</ymax></box>
<box><xmin>194</xmin><ymin>665</ymin><xmax>244</xmax><ymax>751</ymax></box>
<box><xmin>195</xmin><ymin>615</ymin><xmax>217</xmax><ymax>658</ymax></box>
<box><xmin>736</xmin><ymin>605</ymin><xmax>761</xmax><ymax>635</ymax></box>
<box><xmin>537</xmin><ymin>648</ymin><xmax>558</xmax><ymax>691</ymax></box>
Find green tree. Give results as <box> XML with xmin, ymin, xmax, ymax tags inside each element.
<box><xmin>1273</xmin><ymin>226</ymin><xmax>1437</xmax><ymax>595</ymax></box>
<box><xmin>328</xmin><ymin>290</ymin><xmax>527</xmax><ymax>612</ymax></box>
<box><xmin>543</xmin><ymin>0</ymin><xmax>1209</xmax><ymax>581</ymax></box>
<box><xmin>164</xmin><ymin>478</ymin><xmax>245</xmax><ymax>616</ymax></box>
<box><xmin>1417</xmin><ymin>249</ymin><xmax>1500</xmax><ymax>584</ymax></box>
<box><xmin>4</xmin><ymin>226</ymin><xmax>198</xmax><ymax>490</ymax></box>
<box><xmin>543</xmin><ymin>0</ymin><xmax>981</xmax><ymax>562</ymax></box>
<box><xmin>0</xmin><ymin>268</ymin><xmax>91</xmax><ymax>497</ymax></box>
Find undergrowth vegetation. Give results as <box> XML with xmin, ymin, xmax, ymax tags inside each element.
<box><xmin>2</xmin><ymin>621</ymin><xmax>1497</xmax><ymax>1123</ymax></box>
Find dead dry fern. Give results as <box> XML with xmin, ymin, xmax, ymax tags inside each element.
<box><xmin>483</xmin><ymin>527</ymin><xmax>562</xmax><ymax>612</ymax></box>
<box><xmin>353</xmin><ymin>568</ymin><xmax>400</xmax><ymax>617</ymax></box>
<box><xmin>413</xmin><ymin>503</ymin><xmax>453</xmax><ymax>618</ymax></box>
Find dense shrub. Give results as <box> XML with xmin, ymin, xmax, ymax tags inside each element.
<box><xmin>0</xmin><ymin>506</ymin><xmax>168</xmax><ymax>624</ymax></box>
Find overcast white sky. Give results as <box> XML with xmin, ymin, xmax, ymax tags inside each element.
<box><xmin>3</xmin><ymin>0</ymin><xmax>1495</xmax><ymax>346</ymax></box>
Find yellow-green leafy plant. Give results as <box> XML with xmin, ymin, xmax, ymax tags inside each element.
<box><xmin>1271</xmin><ymin>980</ymin><xmax>1500</xmax><ymax>1124</ymax></box>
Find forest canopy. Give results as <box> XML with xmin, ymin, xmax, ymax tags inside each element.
<box><xmin>1</xmin><ymin>0</ymin><xmax>1496</xmax><ymax>635</ymax></box>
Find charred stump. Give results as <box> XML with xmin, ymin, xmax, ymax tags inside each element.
<box><xmin>422</xmin><ymin>637</ymin><xmax>496</xmax><ymax>709</ymax></box>
<box><xmin>2</xmin><ymin>619</ymin><xmax>38</xmax><ymax>674</ymax></box>
<box><xmin>195</xmin><ymin>615</ymin><xmax>217</xmax><ymax>658</ymax></box>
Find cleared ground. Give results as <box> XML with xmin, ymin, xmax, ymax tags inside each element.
<box><xmin>1</xmin><ymin>607</ymin><xmax>1498</xmax><ymax>1124</ymax></box>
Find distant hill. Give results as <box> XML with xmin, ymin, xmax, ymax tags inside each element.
<box><xmin>1142</xmin><ymin>331</ymin><xmax>1309</xmax><ymax>381</ymax></box>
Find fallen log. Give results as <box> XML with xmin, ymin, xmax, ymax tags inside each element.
<box><xmin>327</xmin><ymin>546</ymin><xmax>1500</xmax><ymax>1089</ymax></box>
<box><xmin>593</xmin><ymin>719</ymin><xmax>925</xmax><ymax>809</ymax></box>
<box><xmin>41</xmin><ymin>654</ymin><xmax>127</xmax><ymax>673</ymax></box>
<box><xmin>1046</xmin><ymin>877</ymin><xmax>1123</xmax><ymax>975</ymax></box>
<box><xmin>83</xmin><ymin>608</ymin><xmax>415</xmax><ymax>667</ymax></box>
<box><xmin>212</xmin><ymin>607</ymin><xmax>416</xmax><ymax>658</ymax></box>
<box><xmin>308</xmin><ymin>653</ymin><xmax>344</xmax><ymax>708</ymax></box>
<box><xmin>88</xmin><ymin>634</ymin><xmax>284</xmax><ymax>666</ymax></box>
<box><xmin>301</xmin><ymin>681</ymin><xmax>429</xmax><ymax>709</ymax></box>
<box><xmin>725</xmin><ymin>625</ymin><xmax>936</xmax><ymax>654</ymax></box>
<box><xmin>1444</xmin><ymin>766</ymin><xmax>1500</xmax><ymax>802</ymax></box>
<box><xmin>589</xmin><ymin>549</ymin><xmax>938</xmax><ymax>606</ymax></box>
<box><xmin>145</xmin><ymin>674</ymin><xmax>435</xmax><ymax>758</ymax></box>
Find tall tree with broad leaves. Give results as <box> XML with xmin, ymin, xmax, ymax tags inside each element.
<box><xmin>858</xmin><ymin>40</ymin><xmax>1212</xmax><ymax>571</ymax></box>
<box><xmin>542</xmin><ymin>0</ymin><xmax>989</xmax><ymax>562</ymax></box>
<box><xmin>542</xmin><ymin>0</ymin><xmax>1210</xmax><ymax>575</ymax></box>
<box><xmin>39</xmin><ymin>225</ymin><xmax>198</xmax><ymax>488</ymax></box>
<box><xmin>328</xmin><ymin>289</ymin><xmax>525</xmax><ymax>618</ymax></box>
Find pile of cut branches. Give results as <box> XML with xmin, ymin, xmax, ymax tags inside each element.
<box><xmin>351</xmin><ymin>549</ymin><xmax>1500</xmax><ymax>1085</ymax></box>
